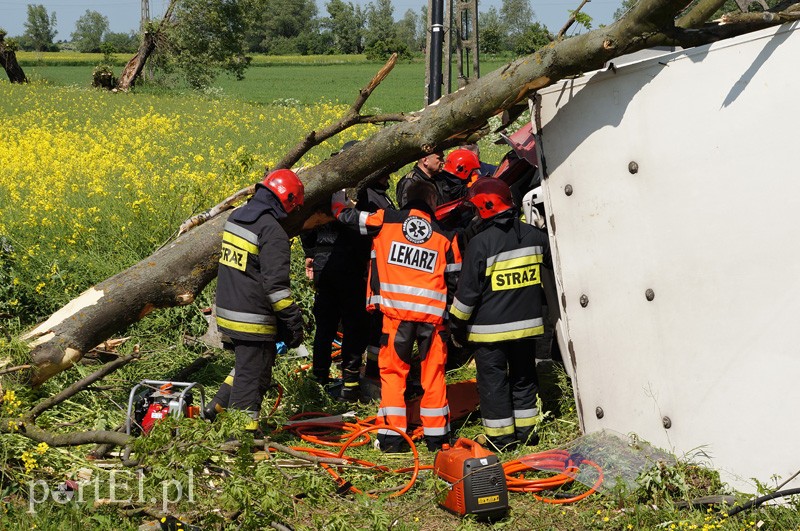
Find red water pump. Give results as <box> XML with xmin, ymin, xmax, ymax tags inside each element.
<box><xmin>434</xmin><ymin>437</ymin><xmax>509</xmax><ymax>521</ymax></box>
<box><xmin>126</xmin><ymin>380</ymin><xmax>206</xmax><ymax>436</ymax></box>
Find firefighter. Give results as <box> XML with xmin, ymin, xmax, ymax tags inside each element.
<box><xmin>437</xmin><ymin>148</ymin><xmax>482</xmax><ymax>204</ymax></box>
<box><xmin>301</xmin><ymin>142</ymin><xmax>372</xmax><ymax>401</ymax></box>
<box><xmin>449</xmin><ymin>178</ymin><xmax>551</xmax><ymax>450</ymax></box>
<box><xmin>205</xmin><ymin>169</ymin><xmax>306</xmax><ymax>428</ymax></box>
<box><xmin>395</xmin><ymin>151</ymin><xmax>445</xmax><ymax>207</ymax></box>
<box><xmin>460</xmin><ymin>143</ymin><xmax>498</xmax><ymax>178</ymax></box>
<box><xmin>332</xmin><ymin>180</ymin><xmax>462</xmax><ymax>452</ymax></box>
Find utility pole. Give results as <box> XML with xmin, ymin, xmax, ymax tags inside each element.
<box><xmin>427</xmin><ymin>0</ymin><xmax>480</xmax><ymax>104</ymax></box>
<box><xmin>425</xmin><ymin>0</ymin><xmax>445</xmax><ymax>104</ymax></box>
<box><xmin>140</xmin><ymin>0</ymin><xmax>150</xmax><ymax>31</ymax></box>
<box><xmin>454</xmin><ymin>0</ymin><xmax>480</xmax><ymax>89</ymax></box>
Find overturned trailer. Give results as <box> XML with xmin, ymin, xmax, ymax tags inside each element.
<box><xmin>533</xmin><ymin>21</ymin><xmax>800</xmax><ymax>493</ymax></box>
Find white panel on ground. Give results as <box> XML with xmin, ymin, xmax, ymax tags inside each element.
<box><xmin>536</xmin><ymin>22</ymin><xmax>800</xmax><ymax>493</ymax></box>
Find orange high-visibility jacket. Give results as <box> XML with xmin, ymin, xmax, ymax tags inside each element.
<box><xmin>336</xmin><ymin>200</ymin><xmax>462</xmax><ymax>324</ymax></box>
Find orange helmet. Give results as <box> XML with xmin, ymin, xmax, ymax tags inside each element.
<box><xmin>443</xmin><ymin>149</ymin><xmax>481</xmax><ymax>181</ymax></box>
<box><xmin>466</xmin><ymin>177</ymin><xmax>514</xmax><ymax>219</ymax></box>
<box><xmin>263</xmin><ymin>169</ymin><xmax>304</xmax><ymax>213</ymax></box>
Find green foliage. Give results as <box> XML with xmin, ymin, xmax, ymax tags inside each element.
<box><xmin>514</xmin><ymin>22</ymin><xmax>552</xmax><ymax>56</ymax></box>
<box><xmin>395</xmin><ymin>8</ymin><xmax>423</xmax><ymax>53</ymax></box>
<box><xmin>102</xmin><ymin>31</ymin><xmax>139</xmax><ymax>54</ymax></box>
<box><xmin>22</xmin><ymin>4</ymin><xmax>58</xmax><ymax>52</ymax></box>
<box><xmin>569</xmin><ymin>10</ymin><xmax>594</xmax><ymax>32</ymax></box>
<box><xmin>0</xmin><ymin>237</ymin><xmax>37</xmax><ymax>320</ymax></box>
<box><xmin>364</xmin><ymin>38</ymin><xmax>412</xmax><ymax>61</ymax></box>
<box><xmin>322</xmin><ymin>0</ymin><xmax>366</xmax><ymax>54</ymax></box>
<box><xmin>246</xmin><ymin>0</ymin><xmax>319</xmax><ymax>54</ymax></box>
<box><xmin>364</xmin><ymin>0</ymin><xmax>397</xmax><ymax>51</ymax></box>
<box><xmin>168</xmin><ymin>0</ymin><xmax>252</xmax><ymax>88</ymax></box>
<box><xmin>71</xmin><ymin>10</ymin><xmax>109</xmax><ymax>53</ymax></box>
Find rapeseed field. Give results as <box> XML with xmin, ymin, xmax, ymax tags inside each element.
<box><xmin>0</xmin><ymin>80</ymin><xmax>376</xmax><ymax>321</ymax></box>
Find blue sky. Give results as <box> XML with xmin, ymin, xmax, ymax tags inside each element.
<box><xmin>0</xmin><ymin>0</ymin><xmax>620</xmax><ymax>40</ymax></box>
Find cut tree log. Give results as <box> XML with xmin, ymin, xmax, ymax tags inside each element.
<box><xmin>20</xmin><ymin>0</ymin><xmax>800</xmax><ymax>386</ymax></box>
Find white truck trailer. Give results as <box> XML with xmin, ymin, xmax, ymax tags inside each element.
<box><xmin>533</xmin><ymin>21</ymin><xmax>800</xmax><ymax>493</ymax></box>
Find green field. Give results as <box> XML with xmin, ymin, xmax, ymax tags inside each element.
<box><xmin>18</xmin><ymin>52</ymin><xmax>510</xmax><ymax>114</ymax></box>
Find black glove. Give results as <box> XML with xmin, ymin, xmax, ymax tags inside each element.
<box><xmin>281</xmin><ymin>308</ymin><xmax>305</xmax><ymax>349</ymax></box>
<box><xmin>449</xmin><ymin>320</ymin><xmax>467</xmax><ymax>348</ymax></box>
<box><xmin>287</xmin><ymin>324</ymin><xmax>304</xmax><ymax>349</ymax></box>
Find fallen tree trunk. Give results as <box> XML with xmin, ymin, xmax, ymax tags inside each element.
<box><xmin>20</xmin><ymin>0</ymin><xmax>798</xmax><ymax>385</ymax></box>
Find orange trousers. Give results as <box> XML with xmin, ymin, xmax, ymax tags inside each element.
<box><xmin>376</xmin><ymin>316</ymin><xmax>450</xmax><ymax>451</ymax></box>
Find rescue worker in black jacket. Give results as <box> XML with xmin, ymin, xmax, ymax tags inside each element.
<box><xmin>449</xmin><ymin>178</ymin><xmax>552</xmax><ymax>450</ymax></box>
<box><xmin>206</xmin><ymin>169</ymin><xmax>305</xmax><ymax>428</ymax></box>
<box><xmin>395</xmin><ymin>151</ymin><xmax>444</xmax><ymax>207</ymax></box>
<box><xmin>356</xmin><ymin>173</ymin><xmax>397</xmax><ymax>380</ymax></box>
<box><xmin>301</xmin><ymin>206</ymin><xmax>371</xmax><ymax>400</ymax></box>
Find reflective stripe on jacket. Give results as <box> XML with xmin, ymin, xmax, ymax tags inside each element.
<box><xmin>337</xmin><ymin>201</ymin><xmax>461</xmax><ymax>325</ymax></box>
<box><xmin>450</xmin><ymin>211</ymin><xmax>551</xmax><ymax>343</ymax></box>
<box><xmin>215</xmin><ymin>189</ymin><xmax>300</xmax><ymax>341</ymax></box>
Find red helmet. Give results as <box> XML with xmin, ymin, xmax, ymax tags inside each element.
<box><xmin>263</xmin><ymin>169</ymin><xmax>304</xmax><ymax>213</ymax></box>
<box><xmin>466</xmin><ymin>177</ymin><xmax>514</xmax><ymax>219</ymax></box>
<box><xmin>443</xmin><ymin>149</ymin><xmax>481</xmax><ymax>180</ymax></box>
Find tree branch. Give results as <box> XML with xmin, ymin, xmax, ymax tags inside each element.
<box><xmin>0</xmin><ymin>364</ymin><xmax>32</xmax><ymax>377</ymax></box>
<box><xmin>357</xmin><ymin>113</ymin><xmax>411</xmax><ymax>124</ymax></box>
<box><xmin>178</xmin><ymin>185</ymin><xmax>256</xmax><ymax>235</ymax></box>
<box><xmin>721</xmin><ymin>4</ymin><xmax>800</xmax><ymax>23</ymax></box>
<box><xmin>557</xmin><ymin>0</ymin><xmax>591</xmax><ymax>39</ymax></box>
<box><xmin>2</xmin><ymin>419</ymin><xmax>133</xmax><ymax>447</ymax></box>
<box><xmin>176</xmin><ymin>54</ymin><xmax>403</xmax><ymax>236</ymax></box>
<box><xmin>275</xmin><ymin>53</ymin><xmax>401</xmax><ymax>170</ymax></box>
<box><xmin>677</xmin><ymin>0</ymin><xmax>728</xmax><ymax>28</ymax></box>
<box><xmin>28</xmin><ymin>351</ymin><xmax>140</xmax><ymax>419</ymax></box>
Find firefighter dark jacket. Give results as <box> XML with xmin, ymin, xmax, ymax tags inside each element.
<box><xmin>300</xmin><ymin>181</ymin><xmax>394</xmax><ymax>276</ymax></box>
<box><xmin>450</xmin><ymin>210</ymin><xmax>552</xmax><ymax>343</ymax></box>
<box><xmin>396</xmin><ymin>166</ymin><xmax>443</xmax><ymax>208</ymax></box>
<box><xmin>335</xmin><ymin>199</ymin><xmax>462</xmax><ymax>325</ymax></box>
<box><xmin>215</xmin><ymin>185</ymin><xmax>303</xmax><ymax>346</ymax></box>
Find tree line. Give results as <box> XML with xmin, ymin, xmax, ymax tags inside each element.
<box><xmin>6</xmin><ymin>0</ymin><xmax>571</xmax><ymax>58</ymax></box>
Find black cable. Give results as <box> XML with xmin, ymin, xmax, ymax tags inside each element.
<box><xmin>727</xmin><ymin>488</ymin><xmax>800</xmax><ymax>517</ymax></box>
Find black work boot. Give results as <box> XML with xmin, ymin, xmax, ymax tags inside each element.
<box><xmin>339</xmin><ymin>384</ymin><xmax>361</xmax><ymax>403</ymax></box>
<box><xmin>377</xmin><ymin>433</ymin><xmax>410</xmax><ymax>453</ymax></box>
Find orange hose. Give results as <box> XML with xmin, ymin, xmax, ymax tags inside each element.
<box><xmin>503</xmin><ymin>449</ymin><xmax>604</xmax><ymax>504</ymax></box>
<box><xmin>320</xmin><ymin>424</ymin><xmax>421</xmax><ymax>498</ymax></box>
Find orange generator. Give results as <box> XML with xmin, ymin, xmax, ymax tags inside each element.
<box><xmin>433</xmin><ymin>437</ymin><xmax>509</xmax><ymax>520</ymax></box>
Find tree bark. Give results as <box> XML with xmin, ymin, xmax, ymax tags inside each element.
<box><xmin>0</xmin><ymin>33</ymin><xmax>28</xmax><ymax>84</ymax></box>
<box><xmin>116</xmin><ymin>0</ymin><xmax>176</xmax><ymax>91</ymax></box>
<box><xmin>20</xmin><ymin>0</ymin><xmax>798</xmax><ymax>385</ymax></box>
<box><xmin>116</xmin><ymin>32</ymin><xmax>157</xmax><ymax>91</ymax></box>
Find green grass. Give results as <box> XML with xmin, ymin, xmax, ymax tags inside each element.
<box><xmin>19</xmin><ymin>54</ymin><xmax>510</xmax><ymax>114</ymax></box>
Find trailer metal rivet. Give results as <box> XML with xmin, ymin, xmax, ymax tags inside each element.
<box><xmin>596</xmin><ymin>407</ymin><xmax>604</xmax><ymax>419</ymax></box>
<box><xmin>565</xmin><ymin>184</ymin><xmax>573</xmax><ymax>196</ymax></box>
<box><xmin>646</xmin><ymin>289</ymin><xmax>655</xmax><ymax>301</ymax></box>
<box><xmin>580</xmin><ymin>294</ymin><xmax>589</xmax><ymax>308</ymax></box>
<box><xmin>629</xmin><ymin>161</ymin><xmax>639</xmax><ymax>174</ymax></box>
<box><xmin>662</xmin><ymin>416</ymin><xmax>672</xmax><ymax>429</ymax></box>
